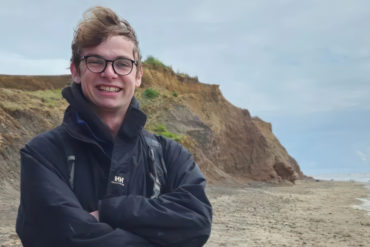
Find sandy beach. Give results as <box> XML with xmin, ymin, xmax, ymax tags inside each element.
<box><xmin>205</xmin><ymin>180</ymin><xmax>370</xmax><ymax>247</ymax></box>
<box><xmin>0</xmin><ymin>180</ymin><xmax>369</xmax><ymax>247</ymax></box>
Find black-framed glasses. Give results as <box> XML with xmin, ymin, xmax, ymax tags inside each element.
<box><xmin>80</xmin><ymin>55</ymin><xmax>138</xmax><ymax>76</ymax></box>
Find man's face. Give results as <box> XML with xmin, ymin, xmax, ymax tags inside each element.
<box><xmin>71</xmin><ymin>35</ymin><xmax>142</xmax><ymax>115</ymax></box>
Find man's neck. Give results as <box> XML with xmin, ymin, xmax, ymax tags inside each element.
<box><xmin>95</xmin><ymin>108</ymin><xmax>128</xmax><ymax>138</ymax></box>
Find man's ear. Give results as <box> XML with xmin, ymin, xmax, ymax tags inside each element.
<box><xmin>70</xmin><ymin>63</ymin><xmax>81</xmax><ymax>83</ymax></box>
<box><xmin>135</xmin><ymin>65</ymin><xmax>143</xmax><ymax>88</ymax></box>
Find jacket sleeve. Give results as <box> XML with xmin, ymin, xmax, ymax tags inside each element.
<box><xmin>16</xmin><ymin>141</ymin><xmax>156</xmax><ymax>247</ymax></box>
<box><xmin>99</xmin><ymin>138</ymin><xmax>212</xmax><ymax>247</ymax></box>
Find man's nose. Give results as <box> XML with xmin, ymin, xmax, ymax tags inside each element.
<box><xmin>102</xmin><ymin>62</ymin><xmax>118</xmax><ymax>78</ymax></box>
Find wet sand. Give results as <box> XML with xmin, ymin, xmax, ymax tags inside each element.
<box><xmin>1</xmin><ymin>180</ymin><xmax>369</xmax><ymax>247</ymax></box>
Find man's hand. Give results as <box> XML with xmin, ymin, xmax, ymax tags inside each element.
<box><xmin>90</xmin><ymin>210</ymin><xmax>100</xmax><ymax>221</ymax></box>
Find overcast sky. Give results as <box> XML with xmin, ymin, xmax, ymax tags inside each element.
<box><xmin>2</xmin><ymin>0</ymin><xmax>370</xmax><ymax>176</ymax></box>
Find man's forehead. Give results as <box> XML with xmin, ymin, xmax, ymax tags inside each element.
<box><xmin>80</xmin><ymin>36</ymin><xmax>136</xmax><ymax>59</ymax></box>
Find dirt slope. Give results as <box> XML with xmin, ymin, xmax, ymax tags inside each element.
<box><xmin>140</xmin><ymin>64</ymin><xmax>304</xmax><ymax>183</ymax></box>
<box><xmin>0</xmin><ymin>64</ymin><xmax>304</xmax><ymax>186</ymax></box>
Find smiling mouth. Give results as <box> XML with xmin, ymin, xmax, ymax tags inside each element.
<box><xmin>97</xmin><ymin>86</ymin><xmax>121</xmax><ymax>92</ymax></box>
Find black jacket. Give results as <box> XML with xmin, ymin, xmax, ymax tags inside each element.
<box><xmin>16</xmin><ymin>83</ymin><xmax>212</xmax><ymax>246</ymax></box>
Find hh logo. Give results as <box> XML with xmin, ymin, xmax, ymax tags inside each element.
<box><xmin>111</xmin><ymin>176</ymin><xmax>125</xmax><ymax>186</ymax></box>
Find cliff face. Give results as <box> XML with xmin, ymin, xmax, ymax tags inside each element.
<box><xmin>0</xmin><ymin>80</ymin><xmax>68</xmax><ymax>185</ymax></box>
<box><xmin>139</xmin><ymin>65</ymin><xmax>304</xmax><ymax>183</ymax></box>
<box><xmin>0</xmin><ymin>66</ymin><xmax>304</xmax><ymax>186</ymax></box>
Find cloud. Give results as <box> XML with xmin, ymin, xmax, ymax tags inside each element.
<box><xmin>138</xmin><ymin>0</ymin><xmax>370</xmax><ymax>117</ymax></box>
<box><xmin>355</xmin><ymin>147</ymin><xmax>370</xmax><ymax>162</ymax></box>
<box><xmin>2</xmin><ymin>1</ymin><xmax>370</xmax><ymax>115</ymax></box>
<box><xmin>356</xmin><ymin>151</ymin><xmax>367</xmax><ymax>162</ymax></box>
<box><xmin>0</xmin><ymin>51</ymin><xmax>70</xmax><ymax>75</ymax></box>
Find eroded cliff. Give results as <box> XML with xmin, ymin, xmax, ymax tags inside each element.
<box><xmin>0</xmin><ymin>64</ymin><xmax>304</xmax><ymax>186</ymax></box>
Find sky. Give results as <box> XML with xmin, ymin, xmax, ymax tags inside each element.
<box><xmin>1</xmin><ymin>0</ymin><xmax>370</xmax><ymax>176</ymax></box>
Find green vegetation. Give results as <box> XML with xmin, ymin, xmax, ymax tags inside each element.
<box><xmin>142</xmin><ymin>88</ymin><xmax>159</xmax><ymax>99</ymax></box>
<box><xmin>177</xmin><ymin>72</ymin><xmax>199</xmax><ymax>81</ymax></box>
<box><xmin>29</xmin><ymin>89</ymin><xmax>63</xmax><ymax>107</ymax></box>
<box><xmin>29</xmin><ymin>89</ymin><xmax>61</xmax><ymax>100</ymax></box>
<box><xmin>144</xmin><ymin>56</ymin><xmax>166</xmax><ymax>67</ymax></box>
<box><xmin>0</xmin><ymin>88</ymin><xmax>64</xmax><ymax>112</ymax></box>
<box><xmin>154</xmin><ymin>124</ymin><xmax>183</xmax><ymax>142</ymax></box>
<box><xmin>144</xmin><ymin>55</ymin><xmax>199</xmax><ymax>82</ymax></box>
<box><xmin>144</xmin><ymin>56</ymin><xmax>172</xmax><ymax>70</ymax></box>
<box><xmin>172</xmin><ymin>92</ymin><xmax>178</xmax><ymax>97</ymax></box>
<box><xmin>1</xmin><ymin>101</ymin><xmax>25</xmax><ymax>111</ymax></box>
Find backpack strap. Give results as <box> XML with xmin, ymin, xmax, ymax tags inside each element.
<box><xmin>67</xmin><ymin>154</ymin><xmax>76</xmax><ymax>190</ymax></box>
<box><xmin>62</xmin><ymin>130</ymin><xmax>167</xmax><ymax>198</ymax></box>
<box><xmin>141</xmin><ymin>131</ymin><xmax>167</xmax><ymax>199</ymax></box>
<box><xmin>61</xmin><ymin>134</ymin><xmax>76</xmax><ymax>190</ymax></box>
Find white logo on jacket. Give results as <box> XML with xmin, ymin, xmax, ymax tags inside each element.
<box><xmin>111</xmin><ymin>176</ymin><xmax>125</xmax><ymax>186</ymax></box>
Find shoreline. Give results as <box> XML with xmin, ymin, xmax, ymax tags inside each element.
<box><xmin>352</xmin><ymin>183</ymin><xmax>370</xmax><ymax>215</ymax></box>
<box><xmin>311</xmin><ymin>176</ymin><xmax>370</xmax><ymax>215</ymax></box>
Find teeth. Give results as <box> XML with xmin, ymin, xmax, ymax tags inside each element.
<box><xmin>98</xmin><ymin>86</ymin><xmax>120</xmax><ymax>92</ymax></box>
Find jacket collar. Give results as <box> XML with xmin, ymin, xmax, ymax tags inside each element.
<box><xmin>61</xmin><ymin>82</ymin><xmax>147</xmax><ymax>144</ymax></box>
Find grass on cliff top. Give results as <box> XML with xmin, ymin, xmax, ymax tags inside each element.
<box><xmin>143</xmin><ymin>56</ymin><xmax>198</xmax><ymax>81</ymax></box>
<box><xmin>144</xmin><ymin>56</ymin><xmax>172</xmax><ymax>71</ymax></box>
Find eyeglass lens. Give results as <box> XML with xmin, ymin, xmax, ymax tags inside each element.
<box><xmin>85</xmin><ymin>56</ymin><xmax>133</xmax><ymax>75</ymax></box>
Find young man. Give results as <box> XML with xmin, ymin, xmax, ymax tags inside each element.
<box><xmin>16</xmin><ymin>6</ymin><xmax>212</xmax><ymax>247</ymax></box>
